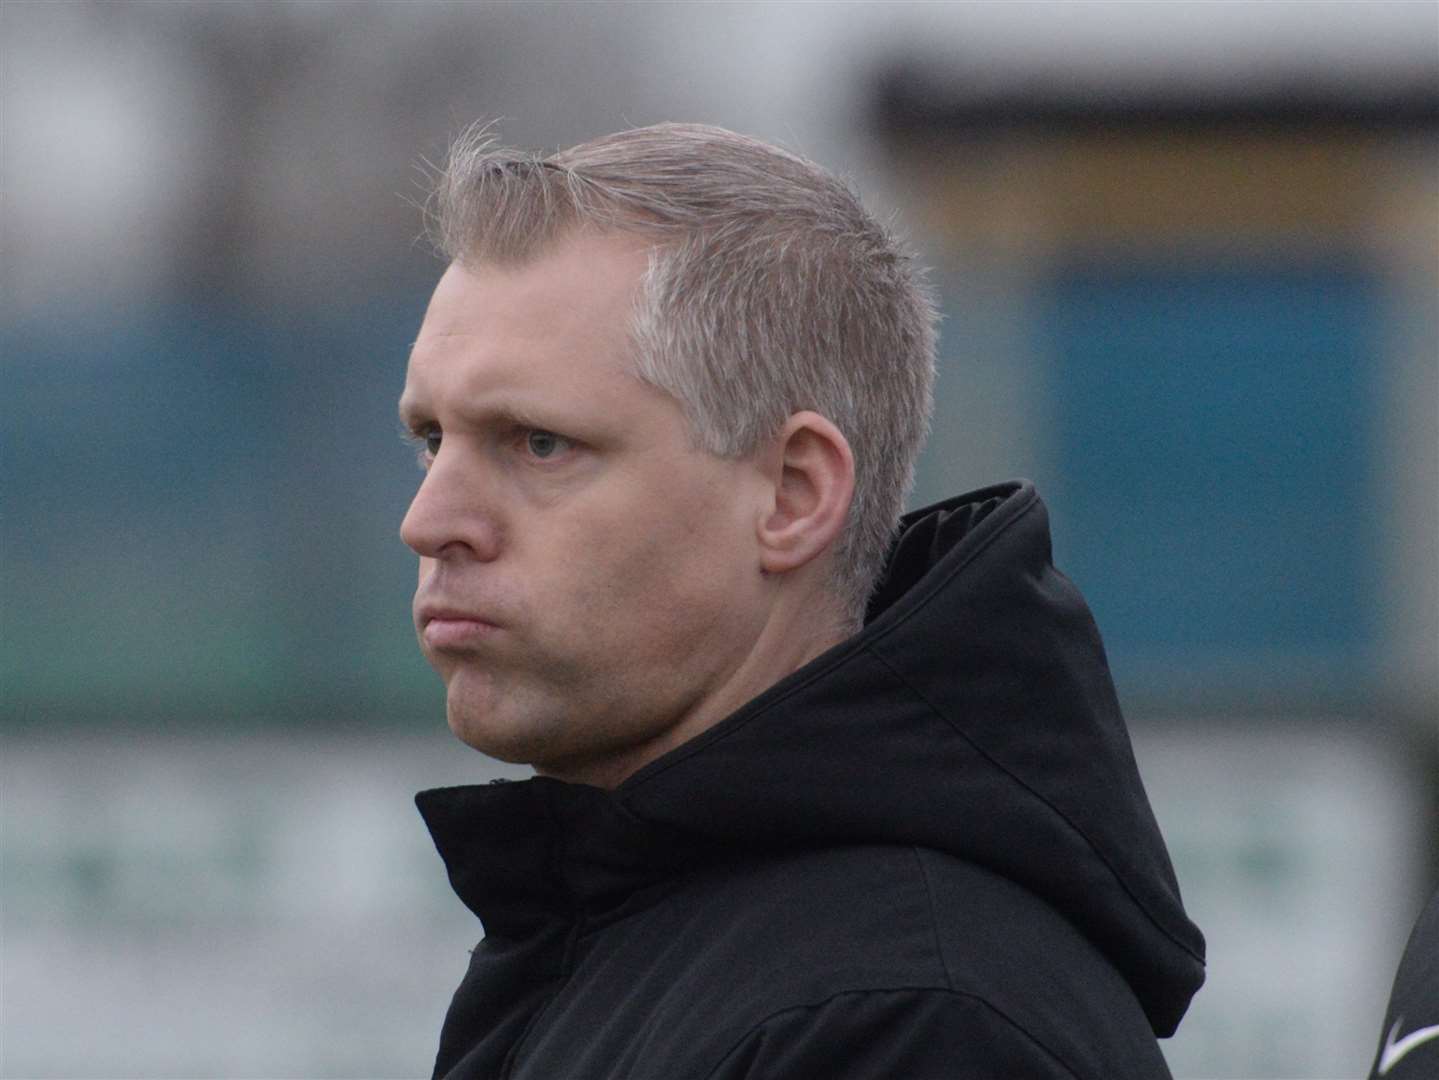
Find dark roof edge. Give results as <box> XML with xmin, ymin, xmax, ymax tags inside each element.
<box><xmin>870</xmin><ymin>62</ymin><xmax>1439</xmax><ymax>137</ymax></box>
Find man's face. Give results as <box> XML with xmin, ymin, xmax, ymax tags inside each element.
<box><xmin>399</xmin><ymin>233</ymin><xmax>774</xmax><ymax>787</ymax></box>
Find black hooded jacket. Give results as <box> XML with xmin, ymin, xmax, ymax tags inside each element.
<box><xmin>417</xmin><ymin>481</ymin><xmax>1206</xmax><ymax>1079</ymax></box>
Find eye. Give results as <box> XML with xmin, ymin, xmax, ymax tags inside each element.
<box><xmin>400</xmin><ymin>419</ymin><xmax>437</xmax><ymax>465</ymax></box>
<box><xmin>525</xmin><ymin>429</ymin><xmax>569</xmax><ymax>458</ymax></box>
<box><xmin>402</xmin><ymin>422</ymin><xmax>441</xmax><ymax>466</ymax></box>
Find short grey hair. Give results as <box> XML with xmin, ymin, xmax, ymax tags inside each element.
<box><xmin>426</xmin><ymin>121</ymin><xmax>938</xmax><ymax>623</ymax></box>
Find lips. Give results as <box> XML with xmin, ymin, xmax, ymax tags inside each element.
<box><xmin>416</xmin><ymin>604</ymin><xmax>502</xmax><ymax>649</ymax></box>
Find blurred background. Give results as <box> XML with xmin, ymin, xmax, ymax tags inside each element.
<box><xmin>2</xmin><ymin>2</ymin><xmax>1436</xmax><ymax>1076</ymax></box>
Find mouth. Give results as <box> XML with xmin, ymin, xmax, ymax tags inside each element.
<box><xmin>417</xmin><ymin>606</ymin><xmax>502</xmax><ymax>650</ymax></box>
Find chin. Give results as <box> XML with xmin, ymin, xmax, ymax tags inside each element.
<box><xmin>444</xmin><ymin>691</ymin><xmax>566</xmax><ymax>768</ymax></box>
<box><xmin>446</xmin><ymin>708</ymin><xmax>529</xmax><ymax>764</ymax></box>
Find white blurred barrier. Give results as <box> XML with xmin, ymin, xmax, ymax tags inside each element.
<box><xmin>1</xmin><ymin>733</ymin><xmax>525</xmax><ymax>1078</ymax></box>
<box><xmin>1131</xmin><ymin>721</ymin><xmax>1426</xmax><ymax>1079</ymax></box>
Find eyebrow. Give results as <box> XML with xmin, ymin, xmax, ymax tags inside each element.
<box><xmin>397</xmin><ymin>393</ymin><xmax>556</xmax><ymax>436</ymax></box>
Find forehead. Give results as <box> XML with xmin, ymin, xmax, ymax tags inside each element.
<box><xmin>436</xmin><ymin>230</ymin><xmax>649</xmax><ymax>325</ymax></box>
<box><xmin>401</xmin><ymin>233</ymin><xmax>654</xmax><ymax>416</ymax></box>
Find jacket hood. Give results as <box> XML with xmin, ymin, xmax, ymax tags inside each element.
<box><xmin>418</xmin><ymin>480</ymin><xmax>1205</xmax><ymax>1037</ymax></box>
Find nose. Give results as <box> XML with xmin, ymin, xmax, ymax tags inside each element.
<box><xmin>400</xmin><ymin>452</ymin><xmax>503</xmax><ymax>562</ymax></box>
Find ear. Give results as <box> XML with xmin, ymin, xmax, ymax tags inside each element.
<box><xmin>756</xmin><ymin>411</ymin><xmax>855</xmax><ymax>575</ymax></box>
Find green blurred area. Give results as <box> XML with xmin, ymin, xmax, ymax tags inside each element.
<box><xmin>3</xmin><ymin>298</ymin><xmax>445</xmax><ymax>728</ymax></box>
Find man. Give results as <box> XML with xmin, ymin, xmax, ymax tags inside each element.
<box><xmin>402</xmin><ymin>122</ymin><xmax>1204</xmax><ymax>1079</ymax></box>
<box><xmin>1370</xmin><ymin>886</ymin><xmax>1439</xmax><ymax>1078</ymax></box>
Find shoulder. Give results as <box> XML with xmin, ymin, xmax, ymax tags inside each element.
<box><xmin>506</xmin><ymin>845</ymin><xmax>950</xmax><ymax>1079</ymax></box>
<box><xmin>643</xmin><ymin>845</ymin><xmax>1168</xmax><ymax>1079</ymax></box>
<box><xmin>914</xmin><ymin>847</ymin><xmax>1170</xmax><ymax>1078</ymax></box>
<box><xmin>704</xmin><ymin>986</ymin><xmax>1086</xmax><ymax>1080</ymax></box>
<box><xmin>647</xmin><ymin>844</ymin><xmax>951</xmax><ymax>1008</ymax></box>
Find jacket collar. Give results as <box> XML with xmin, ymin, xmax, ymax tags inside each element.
<box><xmin>416</xmin><ymin>775</ymin><xmax>713</xmax><ymax>936</ymax></box>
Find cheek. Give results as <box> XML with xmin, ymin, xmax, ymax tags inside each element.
<box><xmin>534</xmin><ymin>464</ymin><xmax>764</xmax><ymax>637</ymax></box>
<box><xmin>543</xmin><ymin>521</ymin><xmax>673</xmax><ymax>623</ymax></box>
<box><xmin>598</xmin><ymin>501</ymin><xmax>756</xmax><ymax>616</ymax></box>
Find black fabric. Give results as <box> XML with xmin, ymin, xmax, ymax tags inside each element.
<box><xmin>1370</xmin><ymin>887</ymin><xmax>1439</xmax><ymax>1079</ymax></box>
<box><xmin>417</xmin><ymin>480</ymin><xmax>1205</xmax><ymax>1079</ymax></box>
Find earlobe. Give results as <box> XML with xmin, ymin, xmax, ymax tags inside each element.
<box><xmin>757</xmin><ymin>411</ymin><xmax>855</xmax><ymax>575</ymax></box>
